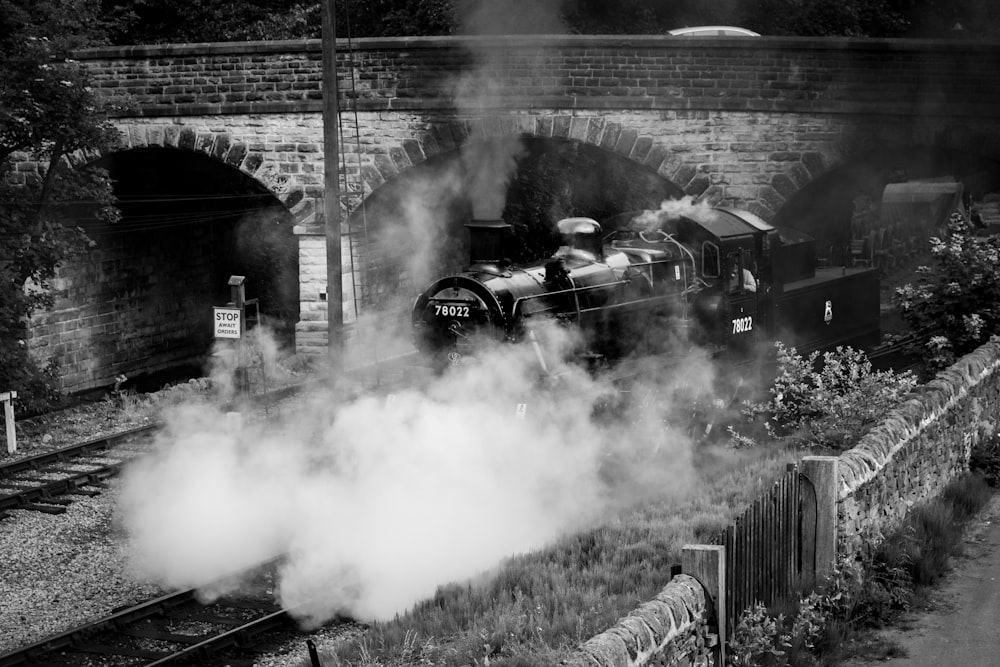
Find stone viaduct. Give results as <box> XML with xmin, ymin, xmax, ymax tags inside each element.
<box><xmin>26</xmin><ymin>34</ymin><xmax>1000</xmax><ymax>391</ymax></box>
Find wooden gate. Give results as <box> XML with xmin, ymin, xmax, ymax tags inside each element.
<box><xmin>712</xmin><ymin>462</ymin><xmax>818</xmax><ymax>633</ymax></box>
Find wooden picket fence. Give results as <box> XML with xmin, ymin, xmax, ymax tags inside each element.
<box><xmin>711</xmin><ymin>462</ymin><xmax>818</xmax><ymax>633</ymax></box>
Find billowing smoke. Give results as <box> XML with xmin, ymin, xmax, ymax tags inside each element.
<box><xmin>449</xmin><ymin>0</ymin><xmax>566</xmax><ymax>221</ymax></box>
<box><xmin>118</xmin><ymin>320</ymin><xmax>711</xmax><ymax>626</ymax></box>
<box><xmin>460</xmin><ymin>137</ymin><xmax>527</xmax><ymax>220</ymax></box>
<box><xmin>364</xmin><ymin>165</ymin><xmax>466</xmax><ymax>291</ymax></box>
<box><xmin>632</xmin><ymin>195</ymin><xmax>717</xmax><ymax>230</ymax></box>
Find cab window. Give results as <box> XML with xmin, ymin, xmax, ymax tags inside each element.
<box><xmin>702</xmin><ymin>242</ymin><xmax>720</xmax><ymax>278</ymax></box>
<box><xmin>727</xmin><ymin>251</ymin><xmax>743</xmax><ymax>294</ymax></box>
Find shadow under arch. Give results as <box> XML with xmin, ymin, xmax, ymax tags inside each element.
<box><xmin>773</xmin><ymin>145</ymin><xmax>1000</xmax><ymax>266</ymax></box>
<box><xmin>53</xmin><ymin>146</ymin><xmax>299</xmax><ymax>391</ymax></box>
<box><xmin>343</xmin><ymin>135</ymin><xmax>687</xmax><ymax>314</ymax></box>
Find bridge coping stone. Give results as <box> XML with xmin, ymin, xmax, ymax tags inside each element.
<box><xmin>73</xmin><ymin>34</ymin><xmax>1000</xmax><ymax>60</ymax></box>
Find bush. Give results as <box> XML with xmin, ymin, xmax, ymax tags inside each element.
<box><xmin>0</xmin><ymin>341</ymin><xmax>65</xmax><ymax>416</ymax></box>
<box><xmin>733</xmin><ymin>343</ymin><xmax>916</xmax><ymax>450</ymax></box>
<box><xmin>894</xmin><ymin>214</ymin><xmax>1000</xmax><ymax>370</ymax></box>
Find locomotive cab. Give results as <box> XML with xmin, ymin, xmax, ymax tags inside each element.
<box><xmin>661</xmin><ymin>207</ymin><xmax>777</xmax><ymax>357</ymax></box>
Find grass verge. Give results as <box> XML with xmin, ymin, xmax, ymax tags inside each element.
<box><xmin>304</xmin><ymin>444</ymin><xmax>798</xmax><ymax>666</ymax></box>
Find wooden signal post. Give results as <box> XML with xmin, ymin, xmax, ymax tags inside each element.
<box><xmin>322</xmin><ymin>0</ymin><xmax>343</xmax><ymax>368</ymax></box>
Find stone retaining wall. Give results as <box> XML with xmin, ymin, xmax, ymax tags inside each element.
<box><xmin>560</xmin><ymin>339</ymin><xmax>1000</xmax><ymax>667</ymax></box>
<box><xmin>561</xmin><ymin>574</ymin><xmax>709</xmax><ymax>667</ymax></box>
<box><xmin>837</xmin><ymin>339</ymin><xmax>1000</xmax><ymax>556</ymax></box>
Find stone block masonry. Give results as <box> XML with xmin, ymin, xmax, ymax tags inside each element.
<box><xmin>561</xmin><ymin>574</ymin><xmax>710</xmax><ymax>667</ymax></box>
<box><xmin>49</xmin><ymin>36</ymin><xmax>1000</xmax><ymax>360</ymax></box>
<box><xmin>76</xmin><ymin>36</ymin><xmax>1000</xmax><ymax>122</ymax></box>
<box><xmin>837</xmin><ymin>339</ymin><xmax>1000</xmax><ymax>557</ymax></box>
<box><xmin>27</xmin><ymin>221</ymin><xmax>216</xmax><ymax>393</ymax></box>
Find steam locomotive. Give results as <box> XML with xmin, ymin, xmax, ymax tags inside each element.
<box><xmin>411</xmin><ymin>206</ymin><xmax>881</xmax><ymax>371</ymax></box>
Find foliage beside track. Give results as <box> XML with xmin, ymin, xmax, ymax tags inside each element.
<box><xmin>894</xmin><ymin>215</ymin><xmax>1000</xmax><ymax>372</ymax></box>
<box><xmin>728</xmin><ymin>343</ymin><xmax>918</xmax><ymax>452</ymax></box>
<box><xmin>316</xmin><ymin>446</ymin><xmax>796</xmax><ymax>666</ymax></box>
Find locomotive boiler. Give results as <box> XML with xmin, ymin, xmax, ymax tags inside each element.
<box><xmin>411</xmin><ymin>206</ymin><xmax>881</xmax><ymax>369</ymax></box>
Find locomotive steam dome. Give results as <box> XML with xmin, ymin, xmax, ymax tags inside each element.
<box><xmin>556</xmin><ymin>217</ymin><xmax>604</xmax><ymax>261</ymax></box>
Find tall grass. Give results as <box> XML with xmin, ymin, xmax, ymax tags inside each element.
<box><xmin>315</xmin><ymin>444</ymin><xmax>798</xmax><ymax>666</ymax></box>
<box><xmin>883</xmin><ymin>472</ymin><xmax>993</xmax><ymax>588</ymax></box>
<box><xmin>819</xmin><ymin>472</ymin><xmax>994</xmax><ymax>665</ymax></box>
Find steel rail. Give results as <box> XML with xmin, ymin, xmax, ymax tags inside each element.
<box><xmin>0</xmin><ymin>424</ymin><xmax>157</xmax><ymax>479</ymax></box>
<box><xmin>0</xmin><ymin>583</ymin><xmax>298</xmax><ymax>666</ymax></box>
<box><xmin>0</xmin><ymin>458</ymin><xmax>126</xmax><ymax>515</ymax></box>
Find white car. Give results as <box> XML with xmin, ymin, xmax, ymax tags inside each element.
<box><xmin>668</xmin><ymin>26</ymin><xmax>761</xmax><ymax>37</ymax></box>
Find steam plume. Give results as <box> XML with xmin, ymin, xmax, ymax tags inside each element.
<box><xmin>632</xmin><ymin>196</ymin><xmax>717</xmax><ymax>230</ymax></box>
<box><xmin>118</xmin><ymin>323</ymin><xmax>708</xmax><ymax>626</ymax></box>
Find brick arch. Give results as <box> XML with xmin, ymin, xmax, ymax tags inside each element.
<box><xmin>65</xmin><ymin>123</ymin><xmax>315</xmax><ymax>226</ymax></box>
<box><xmin>353</xmin><ymin>112</ymin><xmax>838</xmax><ymax>224</ymax></box>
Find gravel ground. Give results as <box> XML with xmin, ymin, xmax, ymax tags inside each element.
<box><xmin>0</xmin><ymin>381</ymin><xmax>369</xmax><ymax>666</ymax></box>
<box><xmin>0</xmin><ymin>483</ymin><xmax>162</xmax><ymax>654</ymax></box>
<box><xmin>0</xmin><ymin>478</ymin><xmax>365</xmax><ymax>665</ymax></box>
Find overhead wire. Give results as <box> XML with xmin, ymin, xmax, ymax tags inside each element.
<box><xmin>342</xmin><ymin>0</ymin><xmax>382</xmax><ymax>375</ymax></box>
<box><xmin>337</xmin><ymin>0</ymin><xmax>371</xmax><ymax>318</ymax></box>
<box><xmin>59</xmin><ymin>203</ymin><xmax>292</xmax><ymax>235</ymax></box>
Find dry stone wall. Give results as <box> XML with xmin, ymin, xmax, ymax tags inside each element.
<box><xmin>837</xmin><ymin>339</ymin><xmax>1000</xmax><ymax>557</ymax></box>
<box><xmin>561</xmin><ymin>574</ymin><xmax>710</xmax><ymax>667</ymax></box>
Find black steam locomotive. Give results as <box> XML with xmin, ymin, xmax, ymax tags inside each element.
<box><xmin>411</xmin><ymin>206</ymin><xmax>880</xmax><ymax>370</ymax></box>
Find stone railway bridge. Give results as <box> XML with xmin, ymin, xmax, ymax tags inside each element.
<box><xmin>23</xmin><ymin>34</ymin><xmax>1000</xmax><ymax>391</ymax></box>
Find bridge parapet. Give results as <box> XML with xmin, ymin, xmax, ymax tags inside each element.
<box><xmin>75</xmin><ymin>35</ymin><xmax>1000</xmax><ymax>120</ymax></box>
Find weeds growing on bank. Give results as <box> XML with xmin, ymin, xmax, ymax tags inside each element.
<box><xmin>316</xmin><ymin>446</ymin><xmax>797</xmax><ymax>667</ymax></box>
<box><xmin>726</xmin><ymin>471</ymin><xmax>994</xmax><ymax>666</ymax></box>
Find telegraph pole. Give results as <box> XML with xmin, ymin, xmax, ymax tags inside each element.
<box><xmin>322</xmin><ymin>0</ymin><xmax>343</xmax><ymax>367</ymax></box>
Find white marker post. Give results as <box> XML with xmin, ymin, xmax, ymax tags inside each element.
<box><xmin>1</xmin><ymin>391</ymin><xmax>16</xmax><ymax>454</ymax></box>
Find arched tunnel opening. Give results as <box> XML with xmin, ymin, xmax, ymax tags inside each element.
<box><xmin>344</xmin><ymin>136</ymin><xmax>686</xmax><ymax>314</ymax></box>
<box><xmin>774</xmin><ymin>146</ymin><xmax>1000</xmax><ymax>266</ymax></box>
<box><xmin>771</xmin><ymin>145</ymin><xmax>1000</xmax><ymax>338</ymax></box>
<box><xmin>49</xmin><ymin>146</ymin><xmax>299</xmax><ymax>393</ymax></box>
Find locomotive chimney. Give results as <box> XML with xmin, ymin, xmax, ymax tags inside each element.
<box><xmin>466</xmin><ymin>219</ymin><xmax>511</xmax><ymax>266</ymax></box>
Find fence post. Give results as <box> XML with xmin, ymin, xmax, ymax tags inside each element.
<box><xmin>682</xmin><ymin>544</ymin><xmax>726</xmax><ymax>666</ymax></box>
<box><xmin>801</xmin><ymin>456</ymin><xmax>839</xmax><ymax>581</ymax></box>
<box><xmin>1</xmin><ymin>391</ymin><xmax>16</xmax><ymax>454</ymax></box>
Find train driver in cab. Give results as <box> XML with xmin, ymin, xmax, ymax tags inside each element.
<box><xmin>729</xmin><ymin>261</ymin><xmax>757</xmax><ymax>294</ymax></box>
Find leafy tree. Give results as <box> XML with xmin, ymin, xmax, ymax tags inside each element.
<box><xmin>95</xmin><ymin>0</ymin><xmax>1000</xmax><ymax>42</ymax></box>
<box><xmin>894</xmin><ymin>214</ymin><xmax>1000</xmax><ymax>370</ymax></box>
<box><xmin>100</xmin><ymin>0</ymin><xmax>455</xmax><ymax>43</ymax></box>
<box><xmin>1</xmin><ymin>0</ymin><xmax>121</xmax><ymax>413</ymax></box>
<box><xmin>734</xmin><ymin>0</ymin><xmax>909</xmax><ymax>37</ymax></box>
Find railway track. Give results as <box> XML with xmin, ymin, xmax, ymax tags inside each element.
<box><xmin>0</xmin><ymin>425</ymin><xmax>157</xmax><ymax>520</ymax></box>
<box><xmin>0</xmin><ymin>381</ymin><xmax>320</xmax><ymax>521</ymax></box>
<box><xmin>0</xmin><ymin>580</ymin><xmax>312</xmax><ymax>666</ymax></box>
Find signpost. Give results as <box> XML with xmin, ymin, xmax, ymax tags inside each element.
<box><xmin>214</xmin><ymin>307</ymin><xmax>243</xmax><ymax>339</ymax></box>
<box><xmin>214</xmin><ymin>276</ymin><xmax>250</xmax><ymax>399</ymax></box>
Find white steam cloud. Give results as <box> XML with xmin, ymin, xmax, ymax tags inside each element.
<box><xmin>632</xmin><ymin>195</ymin><xmax>717</xmax><ymax>230</ymax></box>
<box><xmin>118</xmin><ymin>322</ymin><xmax>710</xmax><ymax>626</ymax></box>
